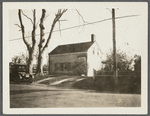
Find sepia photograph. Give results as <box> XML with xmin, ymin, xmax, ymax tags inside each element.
<box><xmin>3</xmin><ymin>2</ymin><xmax>148</xmax><ymax>114</ymax></box>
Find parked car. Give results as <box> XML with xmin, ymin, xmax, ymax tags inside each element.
<box><xmin>10</xmin><ymin>63</ymin><xmax>33</xmax><ymax>83</ymax></box>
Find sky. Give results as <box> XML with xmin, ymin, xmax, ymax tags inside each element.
<box><xmin>8</xmin><ymin>2</ymin><xmax>148</xmax><ymax>64</ymax></box>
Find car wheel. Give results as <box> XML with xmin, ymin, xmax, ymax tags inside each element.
<box><xmin>29</xmin><ymin>75</ymin><xmax>33</xmax><ymax>83</ymax></box>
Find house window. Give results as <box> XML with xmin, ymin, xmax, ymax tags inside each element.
<box><xmin>97</xmin><ymin>51</ymin><xmax>99</xmax><ymax>56</ymax></box>
<box><xmin>22</xmin><ymin>66</ymin><xmax>25</xmax><ymax>69</ymax></box>
<box><xmin>55</xmin><ymin>62</ymin><xmax>71</xmax><ymax>71</ymax></box>
<box><xmin>63</xmin><ymin>63</ymin><xmax>71</xmax><ymax>71</ymax></box>
<box><xmin>55</xmin><ymin>63</ymin><xmax>63</xmax><ymax>71</ymax></box>
<box><xmin>97</xmin><ymin>48</ymin><xmax>99</xmax><ymax>56</ymax></box>
<box><xmin>67</xmin><ymin>63</ymin><xmax>71</xmax><ymax>71</ymax></box>
<box><xmin>55</xmin><ymin>63</ymin><xmax>59</xmax><ymax>71</ymax></box>
<box><xmin>78</xmin><ymin>57</ymin><xmax>86</xmax><ymax>62</ymax></box>
<box><xmin>60</xmin><ymin>63</ymin><xmax>63</xmax><ymax>71</ymax></box>
<box><xmin>93</xmin><ymin>47</ymin><xmax>95</xmax><ymax>54</ymax></box>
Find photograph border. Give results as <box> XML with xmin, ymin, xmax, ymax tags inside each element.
<box><xmin>2</xmin><ymin>1</ymin><xmax>149</xmax><ymax>115</ymax></box>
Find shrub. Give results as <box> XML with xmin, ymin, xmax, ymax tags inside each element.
<box><xmin>72</xmin><ymin>61</ymin><xmax>87</xmax><ymax>76</ymax></box>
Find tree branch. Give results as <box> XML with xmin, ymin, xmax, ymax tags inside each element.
<box><xmin>76</xmin><ymin>9</ymin><xmax>89</xmax><ymax>32</ymax></box>
<box><xmin>31</xmin><ymin>9</ymin><xmax>36</xmax><ymax>50</ymax></box>
<box><xmin>54</xmin><ymin>9</ymin><xmax>67</xmax><ymax>22</ymax></box>
<box><xmin>58</xmin><ymin>20</ymin><xmax>62</xmax><ymax>37</ymax></box>
<box><xmin>21</xmin><ymin>10</ymin><xmax>33</xmax><ymax>24</ymax></box>
<box><xmin>39</xmin><ymin>9</ymin><xmax>46</xmax><ymax>52</ymax></box>
<box><xmin>14</xmin><ymin>24</ymin><xmax>21</xmax><ymax>28</ymax></box>
<box><xmin>44</xmin><ymin>14</ymin><xmax>49</xmax><ymax>21</ymax></box>
<box><xmin>106</xmin><ymin>8</ymin><xmax>112</xmax><ymax>13</ymax></box>
<box><xmin>58</xmin><ymin>19</ymin><xmax>68</xmax><ymax>37</ymax></box>
<box><xmin>41</xmin><ymin>9</ymin><xmax>67</xmax><ymax>53</ymax></box>
<box><xmin>59</xmin><ymin>19</ymin><xmax>68</xmax><ymax>21</ymax></box>
<box><xmin>76</xmin><ymin>9</ymin><xmax>89</xmax><ymax>24</ymax></box>
<box><xmin>58</xmin><ymin>19</ymin><xmax>67</xmax><ymax>37</ymax></box>
<box><xmin>35</xmin><ymin>19</ymin><xmax>40</xmax><ymax>29</ymax></box>
<box><xmin>18</xmin><ymin>9</ymin><xmax>30</xmax><ymax>50</ymax></box>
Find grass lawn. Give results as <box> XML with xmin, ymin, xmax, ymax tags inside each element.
<box><xmin>36</xmin><ymin>75</ymin><xmax>141</xmax><ymax>94</ymax></box>
<box><xmin>48</xmin><ymin>76</ymin><xmax>141</xmax><ymax>94</ymax></box>
<box><xmin>72</xmin><ymin>76</ymin><xmax>141</xmax><ymax>94</ymax></box>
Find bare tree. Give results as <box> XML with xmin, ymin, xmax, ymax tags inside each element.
<box><xmin>18</xmin><ymin>9</ymin><xmax>36</xmax><ymax>74</ymax></box>
<box><xmin>36</xmin><ymin>9</ymin><xmax>67</xmax><ymax>75</ymax></box>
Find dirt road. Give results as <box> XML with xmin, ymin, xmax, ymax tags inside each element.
<box><xmin>10</xmin><ymin>83</ymin><xmax>141</xmax><ymax>108</ymax></box>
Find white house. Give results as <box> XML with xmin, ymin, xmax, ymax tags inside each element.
<box><xmin>48</xmin><ymin>34</ymin><xmax>103</xmax><ymax>76</ymax></box>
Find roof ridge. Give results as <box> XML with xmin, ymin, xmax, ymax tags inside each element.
<box><xmin>58</xmin><ymin>41</ymin><xmax>93</xmax><ymax>46</ymax></box>
<box><xmin>49</xmin><ymin>41</ymin><xmax>94</xmax><ymax>55</ymax></box>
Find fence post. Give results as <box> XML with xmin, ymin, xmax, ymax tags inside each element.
<box><xmin>93</xmin><ymin>69</ymin><xmax>95</xmax><ymax>80</ymax></box>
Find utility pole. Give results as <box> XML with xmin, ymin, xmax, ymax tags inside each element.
<box><xmin>112</xmin><ymin>8</ymin><xmax>117</xmax><ymax>85</ymax></box>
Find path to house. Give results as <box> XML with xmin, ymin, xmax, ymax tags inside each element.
<box><xmin>50</xmin><ymin>77</ymin><xmax>86</xmax><ymax>85</ymax></box>
<box><xmin>33</xmin><ymin>77</ymin><xmax>54</xmax><ymax>84</ymax></box>
<box><xmin>33</xmin><ymin>76</ymin><xmax>86</xmax><ymax>86</ymax></box>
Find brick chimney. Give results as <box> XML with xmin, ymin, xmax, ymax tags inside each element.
<box><xmin>91</xmin><ymin>34</ymin><xmax>95</xmax><ymax>42</ymax></box>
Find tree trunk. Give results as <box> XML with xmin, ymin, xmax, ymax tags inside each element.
<box><xmin>18</xmin><ymin>9</ymin><xmax>36</xmax><ymax>75</ymax></box>
<box><xmin>37</xmin><ymin>9</ymin><xmax>67</xmax><ymax>75</ymax></box>
<box><xmin>26</xmin><ymin>48</ymin><xmax>34</xmax><ymax>74</ymax></box>
<box><xmin>28</xmin><ymin>50</ymin><xmax>33</xmax><ymax>74</ymax></box>
<box><xmin>37</xmin><ymin>9</ymin><xmax>46</xmax><ymax>75</ymax></box>
<box><xmin>37</xmin><ymin>51</ymin><xmax>44</xmax><ymax>75</ymax></box>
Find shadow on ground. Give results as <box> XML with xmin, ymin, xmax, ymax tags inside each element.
<box><xmin>48</xmin><ymin>76</ymin><xmax>141</xmax><ymax>94</ymax></box>
<box><xmin>10</xmin><ymin>81</ymin><xmax>32</xmax><ymax>85</ymax></box>
<box><xmin>10</xmin><ymin>89</ymin><xmax>72</xmax><ymax>95</ymax></box>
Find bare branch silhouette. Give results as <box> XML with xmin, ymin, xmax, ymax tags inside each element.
<box><xmin>58</xmin><ymin>20</ymin><xmax>62</xmax><ymax>37</ymax></box>
<box><xmin>35</xmin><ymin>19</ymin><xmax>40</xmax><ymax>29</ymax></box>
<box><xmin>59</xmin><ymin>19</ymin><xmax>68</xmax><ymax>21</ymax></box>
<box><xmin>76</xmin><ymin>9</ymin><xmax>89</xmax><ymax>33</ymax></box>
<box><xmin>14</xmin><ymin>24</ymin><xmax>21</xmax><ymax>28</ymax></box>
<box><xmin>21</xmin><ymin>10</ymin><xmax>33</xmax><ymax>24</ymax></box>
<box><xmin>44</xmin><ymin>14</ymin><xmax>50</xmax><ymax>21</ymax></box>
<box><xmin>106</xmin><ymin>8</ymin><xmax>112</xmax><ymax>13</ymax></box>
<box><xmin>76</xmin><ymin>9</ymin><xmax>89</xmax><ymax>24</ymax></box>
<box><xmin>18</xmin><ymin>9</ymin><xmax>31</xmax><ymax>50</ymax></box>
<box><xmin>42</xmin><ymin>9</ymin><xmax>67</xmax><ymax>53</ymax></box>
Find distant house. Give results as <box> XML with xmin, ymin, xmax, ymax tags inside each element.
<box><xmin>48</xmin><ymin>34</ymin><xmax>102</xmax><ymax>76</ymax></box>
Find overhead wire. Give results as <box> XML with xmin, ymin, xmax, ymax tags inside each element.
<box><xmin>9</xmin><ymin>14</ymin><xmax>140</xmax><ymax>41</ymax></box>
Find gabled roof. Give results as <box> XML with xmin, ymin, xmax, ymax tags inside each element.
<box><xmin>49</xmin><ymin>41</ymin><xmax>94</xmax><ymax>55</ymax></box>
